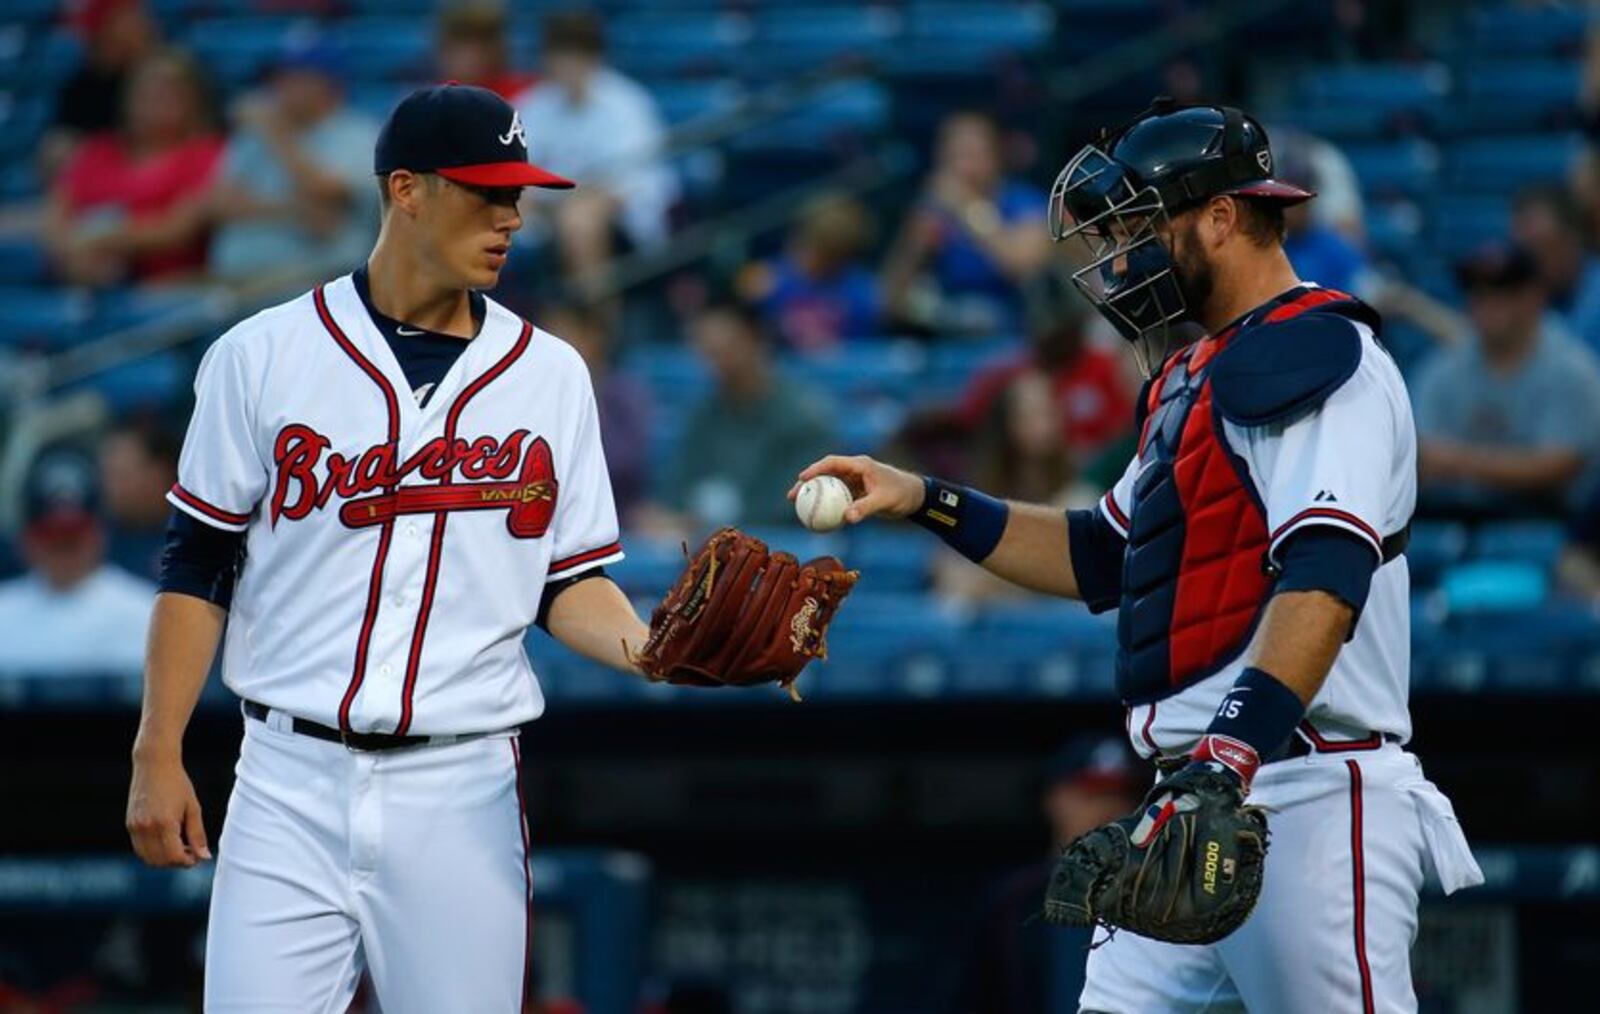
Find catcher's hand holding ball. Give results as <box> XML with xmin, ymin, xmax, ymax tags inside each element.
<box><xmin>794</xmin><ymin>475</ymin><xmax>852</xmax><ymax>532</ymax></box>
<box><xmin>787</xmin><ymin>455</ymin><xmax>925</xmax><ymax>524</ymax></box>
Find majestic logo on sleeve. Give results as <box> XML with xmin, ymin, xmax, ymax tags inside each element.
<box><xmin>269</xmin><ymin>425</ymin><xmax>558</xmax><ymax>538</ymax></box>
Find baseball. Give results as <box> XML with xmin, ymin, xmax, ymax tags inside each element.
<box><xmin>795</xmin><ymin>475</ymin><xmax>853</xmax><ymax>532</ymax></box>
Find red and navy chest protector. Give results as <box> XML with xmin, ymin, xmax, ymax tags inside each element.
<box><xmin>1116</xmin><ymin>287</ymin><xmax>1379</xmax><ymax>705</ymax></box>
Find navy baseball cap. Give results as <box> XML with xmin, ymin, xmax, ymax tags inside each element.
<box><xmin>23</xmin><ymin>450</ymin><xmax>100</xmax><ymax>542</ymax></box>
<box><xmin>374</xmin><ymin>83</ymin><xmax>574</xmax><ymax>190</ymax></box>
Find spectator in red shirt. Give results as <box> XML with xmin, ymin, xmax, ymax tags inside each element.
<box><xmin>896</xmin><ymin>271</ymin><xmax>1136</xmax><ymax>482</ymax></box>
<box><xmin>436</xmin><ymin>2</ymin><xmax>537</xmax><ymax>101</ymax></box>
<box><xmin>42</xmin><ymin>49</ymin><xmax>223</xmax><ymax>287</ymax></box>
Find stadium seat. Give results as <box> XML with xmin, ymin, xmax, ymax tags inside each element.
<box><xmin>0</xmin><ymin>288</ymin><xmax>93</xmax><ymax>351</ymax></box>
<box><xmin>1406</xmin><ymin>521</ymin><xmax>1470</xmax><ymax>587</ymax></box>
<box><xmin>1299</xmin><ymin>63</ymin><xmax>1449</xmax><ymax>115</ymax></box>
<box><xmin>651</xmin><ymin>79</ymin><xmax>744</xmax><ymax>126</ymax></box>
<box><xmin>1444</xmin><ymin>134</ymin><xmax>1582</xmax><ymax>193</ymax></box>
<box><xmin>331</xmin><ymin>20</ymin><xmax>433</xmax><ymax>82</ymax></box>
<box><xmin>608</xmin><ymin>13</ymin><xmax>746</xmax><ymax>77</ymax></box>
<box><xmin>75</xmin><ymin>351</ymin><xmax>188</xmax><ymax>412</ymax></box>
<box><xmin>1460</xmin><ymin>61</ymin><xmax>1581</xmax><ymax>109</ymax></box>
<box><xmin>729</xmin><ymin>79</ymin><xmax>889</xmax><ymax>153</ymax></box>
<box><xmin>182</xmin><ymin>19</ymin><xmax>301</xmax><ymax>89</ymax></box>
<box><xmin>845</xmin><ymin>530</ymin><xmax>934</xmax><ymax>592</ymax></box>
<box><xmin>1471</xmin><ymin>521</ymin><xmax>1567</xmax><ymax>571</ymax></box>
<box><xmin>1426</xmin><ymin>196</ymin><xmax>1513</xmax><ymax>260</ymax></box>
<box><xmin>1459</xmin><ymin>4</ymin><xmax>1592</xmax><ymax>57</ymax></box>
<box><xmin>749</xmin><ymin>7</ymin><xmax>898</xmax><ymax>74</ymax></box>
<box><xmin>0</xmin><ymin>237</ymin><xmax>47</xmax><ymax>287</ymax></box>
<box><xmin>1342</xmin><ymin>140</ymin><xmax>1440</xmax><ymax>199</ymax></box>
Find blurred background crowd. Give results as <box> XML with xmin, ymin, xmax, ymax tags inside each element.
<box><xmin>1</xmin><ymin>1</ymin><xmax>1598</xmax><ymax>1012</ymax></box>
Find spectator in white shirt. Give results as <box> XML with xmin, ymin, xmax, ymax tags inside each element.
<box><xmin>0</xmin><ymin>451</ymin><xmax>155</xmax><ymax>677</ymax></box>
<box><xmin>515</xmin><ymin>10</ymin><xmax>677</xmax><ymax>296</ymax></box>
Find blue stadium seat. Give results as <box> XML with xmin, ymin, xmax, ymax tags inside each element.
<box><xmin>0</xmin><ymin>237</ymin><xmax>47</xmax><ymax>286</ymax></box>
<box><xmin>1471</xmin><ymin>521</ymin><xmax>1567</xmax><ymax>570</ymax></box>
<box><xmin>749</xmin><ymin>8</ymin><xmax>898</xmax><ymax>74</ymax></box>
<box><xmin>0</xmin><ymin>162</ymin><xmax>38</xmax><ymax>201</ymax></box>
<box><xmin>1363</xmin><ymin>200</ymin><xmax>1423</xmax><ymax>260</ymax></box>
<box><xmin>1405</xmin><ymin>521</ymin><xmax>1470</xmax><ymax>586</ymax></box>
<box><xmin>651</xmin><ymin>79</ymin><xmax>744</xmax><ymax>126</ymax></box>
<box><xmin>76</xmin><ymin>352</ymin><xmax>188</xmax><ymax>412</ymax></box>
<box><xmin>331</xmin><ymin>21</ymin><xmax>433</xmax><ymax>81</ymax></box>
<box><xmin>780</xmin><ymin>342</ymin><xmax>921</xmax><ymax>400</ymax></box>
<box><xmin>729</xmin><ymin>79</ymin><xmax>888</xmax><ymax>152</ymax></box>
<box><xmin>1426</xmin><ymin>197</ymin><xmax>1512</xmax><ymax>260</ymax></box>
<box><xmin>0</xmin><ymin>94</ymin><xmax>50</xmax><ymax>165</ymax></box>
<box><xmin>1461</xmin><ymin>4</ymin><xmax>1592</xmax><ymax>57</ymax></box>
<box><xmin>607</xmin><ymin>535</ymin><xmax>689</xmax><ymax>598</ymax></box>
<box><xmin>1460</xmin><ymin>61</ymin><xmax>1581</xmax><ymax>109</ymax></box>
<box><xmin>883</xmin><ymin>2</ymin><xmax>1054</xmax><ymax>73</ymax></box>
<box><xmin>1444</xmin><ymin>134</ymin><xmax>1582</xmax><ymax>192</ymax></box>
<box><xmin>0</xmin><ymin>288</ymin><xmax>93</xmax><ymax>351</ymax></box>
<box><xmin>182</xmin><ymin>19</ymin><xmax>300</xmax><ymax>88</ymax></box>
<box><xmin>1299</xmin><ymin>64</ymin><xmax>1449</xmax><ymax>114</ymax></box>
<box><xmin>1289</xmin><ymin>104</ymin><xmax>1403</xmax><ymax>143</ymax></box>
<box><xmin>608</xmin><ymin>13</ymin><xmax>745</xmax><ymax>77</ymax></box>
<box><xmin>0</xmin><ymin>28</ymin><xmax>81</xmax><ymax>91</ymax></box>
<box><xmin>845</xmin><ymin>530</ymin><xmax>934</xmax><ymax>592</ymax></box>
<box><xmin>1342</xmin><ymin>140</ymin><xmax>1440</xmax><ymax>199</ymax></box>
<box><xmin>347</xmin><ymin>84</ymin><xmax>410</xmax><ymax>122</ymax></box>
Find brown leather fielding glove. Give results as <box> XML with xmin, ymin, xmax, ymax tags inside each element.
<box><xmin>632</xmin><ymin>527</ymin><xmax>859</xmax><ymax>698</ymax></box>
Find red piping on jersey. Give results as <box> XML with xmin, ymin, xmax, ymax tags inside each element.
<box><xmin>169</xmin><ymin>483</ymin><xmax>251</xmax><ymax>526</ymax></box>
<box><xmin>1347</xmin><ymin>760</ymin><xmax>1376</xmax><ymax>1014</ymax></box>
<box><xmin>1299</xmin><ymin>721</ymin><xmax>1384</xmax><ymax>753</ymax></box>
<box><xmin>1264</xmin><ymin>287</ymin><xmax>1347</xmax><ymax>323</ymax></box>
<box><xmin>548</xmin><ymin>540</ymin><xmax>623</xmax><ymax>577</ymax></box>
<box><xmin>511</xmin><ymin>737</ymin><xmax>534</xmax><ymax>1007</ymax></box>
<box><xmin>1271</xmin><ymin>507</ymin><xmax>1381</xmax><ymax>552</ymax></box>
<box><xmin>395</xmin><ymin>320</ymin><xmax>533</xmax><ymax>734</ymax></box>
<box><xmin>1139</xmin><ymin>703</ymin><xmax>1159</xmax><ymax>753</ymax></box>
<box><xmin>317</xmin><ymin>284</ymin><xmax>403</xmax><ymax>735</ymax></box>
<box><xmin>1101</xmin><ymin>492</ymin><xmax>1130</xmax><ymax>532</ymax></box>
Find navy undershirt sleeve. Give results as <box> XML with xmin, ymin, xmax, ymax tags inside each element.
<box><xmin>157</xmin><ymin>508</ymin><xmax>246</xmax><ymax>608</ymax></box>
<box><xmin>1067</xmin><ymin>508</ymin><xmax>1125</xmax><ymax>614</ymax></box>
<box><xmin>535</xmin><ymin>567</ymin><xmax>609</xmax><ymax>633</ymax></box>
<box><xmin>1274</xmin><ymin>526</ymin><xmax>1379</xmax><ymax>629</ymax></box>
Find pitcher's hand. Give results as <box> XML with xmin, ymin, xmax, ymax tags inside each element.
<box><xmin>127</xmin><ymin>750</ymin><xmax>211</xmax><ymax>868</ymax></box>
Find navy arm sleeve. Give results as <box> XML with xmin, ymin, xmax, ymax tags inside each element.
<box><xmin>1067</xmin><ymin>508</ymin><xmax>1125</xmax><ymax>613</ymax></box>
<box><xmin>534</xmin><ymin>567</ymin><xmax>610</xmax><ymax>633</ymax></box>
<box><xmin>1273</xmin><ymin>527</ymin><xmax>1379</xmax><ymax>632</ymax></box>
<box><xmin>157</xmin><ymin>508</ymin><xmax>246</xmax><ymax>609</ymax></box>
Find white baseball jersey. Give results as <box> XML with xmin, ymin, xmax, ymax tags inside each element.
<box><xmin>168</xmin><ymin>274</ymin><xmax>623</xmax><ymax>735</ymax></box>
<box><xmin>1098</xmin><ymin>313</ymin><xmax>1416</xmax><ymax>758</ymax></box>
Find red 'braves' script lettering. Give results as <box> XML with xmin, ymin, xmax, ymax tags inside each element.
<box><xmin>271</xmin><ymin>424</ymin><xmax>536</xmax><ymax>526</ymax></box>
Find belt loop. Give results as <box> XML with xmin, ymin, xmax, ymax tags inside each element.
<box><xmin>268</xmin><ymin>707</ymin><xmax>294</xmax><ymax>735</ymax></box>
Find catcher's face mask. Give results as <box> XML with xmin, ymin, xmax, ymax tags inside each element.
<box><xmin>1050</xmin><ymin>145</ymin><xmax>1189</xmax><ymax>376</ymax></box>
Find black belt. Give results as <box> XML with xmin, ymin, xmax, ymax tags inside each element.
<box><xmin>243</xmin><ymin>700</ymin><xmax>455</xmax><ymax>752</ymax></box>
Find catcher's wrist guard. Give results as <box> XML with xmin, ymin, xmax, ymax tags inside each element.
<box><xmin>908</xmin><ymin>477</ymin><xmax>1008</xmax><ymax>563</ymax></box>
<box><xmin>1199</xmin><ymin>666</ymin><xmax>1305</xmax><ymax>789</ymax></box>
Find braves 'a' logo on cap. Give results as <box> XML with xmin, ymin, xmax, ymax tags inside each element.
<box><xmin>498</xmin><ymin>111</ymin><xmax>526</xmax><ymax>148</ymax></box>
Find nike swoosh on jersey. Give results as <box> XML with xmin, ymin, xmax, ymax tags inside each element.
<box><xmin>396</xmin><ymin>326</ymin><xmax>425</xmax><ymax>336</ymax></box>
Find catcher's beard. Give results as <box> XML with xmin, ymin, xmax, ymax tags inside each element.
<box><xmin>1169</xmin><ymin>218</ymin><xmax>1215</xmax><ymax>323</ymax></box>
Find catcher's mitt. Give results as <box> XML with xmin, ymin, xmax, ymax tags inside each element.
<box><xmin>632</xmin><ymin>527</ymin><xmax>858</xmax><ymax>697</ymax></box>
<box><xmin>1043</xmin><ymin>763</ymin><xmax>1268</xmax><ymax>945</ymax></box>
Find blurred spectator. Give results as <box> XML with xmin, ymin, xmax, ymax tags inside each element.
<box><xmin>1276</xmin><ymin>132</ymin><xmax>1373</xmax><ymax>295</ymax></box>
<box><xmin>898</xmin><ymin>273</ymin><xmax>1134</xmax><ymax>484</ymax></box>
<box><xmin>946</xmin><ymin>735</ymin><xmax>1145</xmax><ymax>1014</ymax></box>
<box><xmin>0</xmin><ymin>451</ymin><xmax>155</xmax><ymax>677</ymax></box>
<box><xmin>881</xmin><ymin>111</ymin><xmax>1051</xmax><ymax>336</ymax></box>
<box><xmin>543</xmin><ymin>302</ymin><xmax>653</xmax><ymax>523</ymax></box>
<box><xmin>98</xmin><ymin>413</ymin><xmax>180</xmax><ymax>581</ymax></box>
<box><xmin>40</xmin><ymin>0</ymin><xmax>163</xmax><ymax>179</ymax></box>
<box><xmin>655</xmin><ymin>302</ymin><xmax>835</xmax><ymax>529</ymax></box>
<box><xmin>42</xmin><ymin>49</ymin><xmax>222</xmax><ymax>287</ymax></box>
<box><xmin>1511</xmin><ymin>184</ymin><xmax>1600</xmax><ymax>352</ymax></box>
<box><xmin>436</xmin><ymin>2</ymin><xmax>537</xmax><ymax>101</ymax></box>
<box><xmin>516</xmin><ymin>10</ymin><xmax>678</xmax><ymax>295</ymax></box>
<box><xmin>933</xmin><ymin>368</ymin><xmax>1087</xmax><ymax>606</ymax></box>
<box><xmin>1414</xmin><ymin>242</ymin><xmax>1600</xmax><ymax>517</ymax></box>
<box><xmin>206</xmin><ymin>39</ymin><xmax>380</xmax><ymax>284</ymax></box>
<box><xmin>738</xmin><ymin>193</ymin><xmax>881</xmax><ymax>354</ymax></box>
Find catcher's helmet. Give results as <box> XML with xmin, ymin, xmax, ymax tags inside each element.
<box><xmin>1049</xmin><ymin>99</ymin><xmax>1312</xmax><ymax>370</ymax></box>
